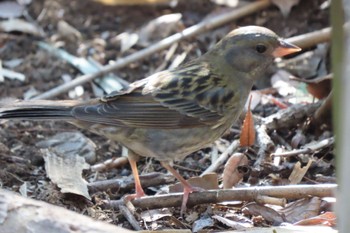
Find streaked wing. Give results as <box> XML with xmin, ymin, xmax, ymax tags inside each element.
<box><xmin>71</xmin><ymin>60</ymin><xmax>233</xmax><ymax>129</ymax></box>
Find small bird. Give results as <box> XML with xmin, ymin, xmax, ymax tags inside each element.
<box><xmin>0</xmin><ymin>26</ymin><xmax>300</xmax><ymax>213</ymax></box>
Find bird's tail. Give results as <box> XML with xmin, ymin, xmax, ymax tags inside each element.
<box><xmin>0</xmin><ymin>99</ymin><xmax>80</xmax><ymax>120</ymax></box>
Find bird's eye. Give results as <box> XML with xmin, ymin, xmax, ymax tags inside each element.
<box><xmin>255</xmin><ymin>44</ymin><xmax>267</xmax><ymax>53</ymax></box>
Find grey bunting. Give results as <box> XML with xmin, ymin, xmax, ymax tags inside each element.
<box><xmin>0</xmin><ymin>26</ymin><xmax>301</xmax><ymax>214</ymax></box>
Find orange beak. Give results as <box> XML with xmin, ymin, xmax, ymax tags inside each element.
<box><xmin>272</xmin><ymin>39</ymin><xmax>301</xmax><ymax>57</ymax></box>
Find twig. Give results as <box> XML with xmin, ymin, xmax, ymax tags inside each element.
<box><xmin>103</xmin><ymin>184</ymin><xmax>336</xmax><ymax>210</ymax></box>
<box><xmin>287</xmin><ymin>27</ymin><xmax>331</xmax><ymax>49</ymax></box>
<box><xmin>260</xmin><ymin>101</ymin><xmax>322</xmax><ymax>131</ymax></box>
<box><xmin>271</xmin><ymin>137</ymin><xmax>334</xmax><ymax>158</ymax></box>
<box><xmin>90</xmin><ymin>156</ymin><xmax>129</xmax><ymax>172</ymax></box>
<box><xmin>254</xmin><ymin>124</ymin><xmax>275</xmax><ymax>167</ymax></box>
<box><xmin>32</xmin><ymin>0</ymin><xmax>271</xmax><ymax>100</ymax></box>
<box><xmin>88</xmin><ymin>172</ymin><xmax>174</xmax><ymax>194</ymax></box>
<box><xmin>119</xmin><ymin>205</ymin><xmax>142</xmax><ymax>231</ymax></box>
<box><xmin>201</xmin><ymin>140</ymin><xmax>239</xmax><ymax>176</ymax></box>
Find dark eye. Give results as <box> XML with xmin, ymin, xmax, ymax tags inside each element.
<box><xmin>256</xmin><ymin>44</ymin><xmax>267</xmax><ymax>53</ymax></box>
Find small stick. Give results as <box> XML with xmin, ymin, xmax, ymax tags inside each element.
<box><xmin>119</xmin><ymin>205</ymin><xmax>142</xmax><ymax>231</ymax></box>
<box><xmin>201</xmin><ymin>140</ymin><xmax>239</xmax><ymax>175</ymax></box>
<box><xmin>261</xmin><ymin>101</ymin><xmax>322</xmax><ymax>131</ymax></box>
<box><xmin>271</xmin><ymin>137</ymin><xmax>334</xmax><ymax>158</ymax></box>
<box><xmin>287</xmin><ymin>27</ymin><xmax>331</xmax><ymax>49</ymax></box>
<box><xmin>104</xmin><ymin>184</ymin><xmax>336</xmax><ymax>210</ymax></box>
<box><xmin>88</xmin><ymin>172</ymin><xmax>174</xmax><ymax>194</ymax></box>
<box><xmin>254</xmin><ymin>124</ymin><xmax>275</xmax><ymax>167</ymax></box>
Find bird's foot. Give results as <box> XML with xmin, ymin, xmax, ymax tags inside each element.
<box><xmin>180</xmin><ymin>185</ymin><xmax>204</xmax><ymax>216</ymax></box>
<box><xmin>124</xmin><ymin>189</ymin><xmax>146</xmax><ymax>202</ymax></box>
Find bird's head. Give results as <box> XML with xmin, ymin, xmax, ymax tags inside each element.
<box><xmin>207</xmin><ymin>26</ymin><xmax>301</xmax><ymax>78</ymax></box>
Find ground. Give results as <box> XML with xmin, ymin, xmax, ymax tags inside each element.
<box><xmin>0</xmin><ymin>0</ymin><xmax>333</xmax><ymax>231</ymax></box>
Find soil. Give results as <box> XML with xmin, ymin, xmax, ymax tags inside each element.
<box><xmin>0</xmin><ymin>0</ymin><xmax>332</xmax><ymax>231</ymax></box>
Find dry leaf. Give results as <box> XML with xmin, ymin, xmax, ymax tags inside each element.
<box><xmin>140</xmin><ymin>209</ymin><xmax>172</xmax><ymax>222</ymax></box>
<box><xmin>271</xmin><ymin>0</ymin><xmax>300</xmax><ymax>17</ymax></box>
<box><xmin>138</xmin><ymin>13</ymin><xmax>182</xmax><ymax>47</ymax></box>
<box><xmin>212</xmin><ymin>215</ymin><xmax>253</xmax><ymax>230</ymax></box>
<box><xmin>240</xmin><ymin>95</ymin><xmax>255</xmax><ymax>147</ymax></box>
<box><xmin>294</xmin><ymin>212</ymin><xmax>336</xmax><ymax>226</ymax></box>
<box><xmin>280</xmin><ymin>197</ymin><xmax>321</xmax><ymax>223</ymax></box>
<box><xmin>43</xmin><ymin>149</ymin><xmax>91</xmax><ymax>199</ymax></box>
<box><xmin>36</xmin><ymin>132</ymin><xmax>97</xmax><ymax>164</ymax></box>
<box><xmin>222</xmin><ymin>153</ymin><xmax>249</xmax><ymax>189</ymax></box>
<box><xmin>169</xmin><ymin>173</ymin><xmax>218</xmax><ymax>193</ymax></box>
<box><xmin>242</xmin><ymin>202</ymin><xmax>285</xmax><ymax>224</ymax></box>
<box><xmin>291</xmin><ymin>74</ymin><xmax>332</xmax><ymax>99</ymax></box>
<box><xmin>57</xmin><ymin>20</ymin><xmax>82</xmax><ymax>41</ymax></box>
<box><xmin>288</xmin><ymin>160</ymin><xmax>313</xmax><ymax>184</ymax></box>
<box><xmin>192</xmin><ymin>216</ymin><xmax>214</xmax><ymax>233</ymax></box>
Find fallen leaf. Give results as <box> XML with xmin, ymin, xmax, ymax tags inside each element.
<box><xmin>288</xmin><ymin>160</ymin><xmax>313</xmax><ymax>184</ymax></box>
<box><xmin>291</xmin><ymin>74</ymin><xmax>332</xmax><ymax>99</ymax></box>
<box><xmin>169</xmin><ymin>173</ymin><xmax>218</xmax><ymax>193</ymax></box>
<box><xmin>222</xmin><ymin>153</ymin><xmax>249</xmax><ymax>189</ymax></box>
<box><xmin>138</xmin><ymin>13</ymin><xmax>183</xmax><ymax>47</ymax></box>
<box><xmin>192</xmin><ymin>216</ymin><xmax>214</xmax><ymax>233</ymax></box>
<box><xmin>116</xmin><ymin>32</ymin><xmax>139</xmax><ymax>53</ymax></box>
<box><xmin>212</xmin><ymin>215</ymin><xmax>253</xmax><ymax>230</ymax></box>
<box><xmin>36</xmin><ymin>132</ymin><xmax>97</xmax><ymax>164</ymax></box>
<box><xmin>280</xmin><ymin>197</ymin><xmax>321</xmax><ymax>223</ymax></box>
<box><xmin>240</xmin><ymin>95</ymin><xmax>255</xmax><ymax>147</ymax></box>
<box><xmin>43</xmin><ymin>149</ymin><xmax>91</xmax><ymax>200</ymax></box>
<box><xmin>242</xmin><ymin>202</ymin><xmax>285</xmax><ymax>224</ymax></box>
<box><xmin>57</xmin><ymin>20</ymin><xmax>82</xmax><ymax>41</ymax></box>
<box><xmin>294</xmin><ymin>212</ymin><xmax>336</xmax><ymax>226</ymax></box>
<box><xmin>140</xmin><ymin>209</ymin><xmax>172</xmax><ymax>222</ymax></box>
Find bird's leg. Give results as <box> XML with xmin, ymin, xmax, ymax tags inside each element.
<box><xmin>160</xmin><ymin>161</ymin><xmax>202</xmax><ymax>215</ymax></box>
<box><xmin>127</xmin><ymin>150</ymin><xmax>146</xmax><ymax>199</ymax></box>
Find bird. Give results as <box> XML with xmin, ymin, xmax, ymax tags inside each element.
<box><xmin>0</xmin><ymin>26</ymin><xmax>301</xmax><ymax>214</ymax></box>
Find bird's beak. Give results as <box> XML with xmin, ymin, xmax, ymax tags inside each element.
<box><xmin>272</xmin><ymin>39</ymin><xmax>301</xmax><ymax>57</ymax></box>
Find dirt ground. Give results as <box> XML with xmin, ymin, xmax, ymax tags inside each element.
<box><xmin>0</xmin><ymin>0</ymin><xmax>333</xmax><ymax>231</ymax></box>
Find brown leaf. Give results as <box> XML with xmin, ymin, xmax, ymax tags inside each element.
<box><xmin>288</xmin><ymin>160</ymin><xmax>313</xmax><ymax>184</ymax></box>
<box><xmin>169</xmin><ymin>173</ymin><xmax>218</xmax><ymax>193</ymax></box>
<box><xmin>294</xmin><ymin>212</ymin><xmax>336</xmax><ymax>226</ymax></box>
<box><xmin>307</xmin><ymin>80</ymin><xmax>332</xmax><ymax>99</ymax></box>
<box><xmin>240</xmin><ymin>95</ymin><xmax>255</xmax><ymax>147</ymax></box>
<box><xmin>222</xmin><ymin>153</ymin><xmax>249</xmax><ymax>189</ymax></box>
<box><xmin>242</xmin><ymin>202</ymin><xmax>285</xmax><ymax>224</ymax></box>
<box><xmin>280</xmin><ymin>197</ymin><xmax>321</xmax><ymax>223</ymax></box>
<box><xmin>292</xmin><ymin>74</ymin><xmax>332</xmax><ymax>99</ymax></box>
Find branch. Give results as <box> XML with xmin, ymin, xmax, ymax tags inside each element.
<box><xmin>260</xmin><ymin>101</ymin><xmax>322</xmax><ymax>131</ymax></box>
<box><xmin>88</xmin><ymin>172</ymin><xmax>174</xmax><ymax>194</ymax></box>
<box><xmin>104</xmin><ymin>184</ymin><xmax>336</xmax><ymax>210</ymax></box>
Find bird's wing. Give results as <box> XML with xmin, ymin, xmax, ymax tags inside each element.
<box><xmin>72</xmin><ymin>61</ymin><xmax>233</xmax><ymax>129</ymax></box>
